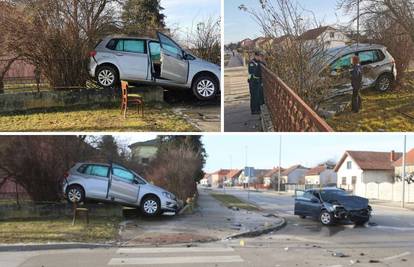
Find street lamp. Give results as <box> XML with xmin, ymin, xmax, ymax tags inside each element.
<box><xmin>357</xmin><ymin>0</ymin><xmax>360</xmax><ymax>47</ymax></box>
<box><xmin>278</xmin><ymin>135</ymin><xmax>282</xmax><ymax>192</ymax></box>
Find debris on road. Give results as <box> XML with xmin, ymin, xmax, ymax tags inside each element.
<box><xmin>332</xmin><ymin>251</ymin><xmax>349</xmax><ymax>258</ymax></box>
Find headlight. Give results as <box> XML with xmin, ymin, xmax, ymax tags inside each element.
<box><xmin>162</xmin><ymin>192</ymin><xmax>174</xmax><ymax>200</ymax></box>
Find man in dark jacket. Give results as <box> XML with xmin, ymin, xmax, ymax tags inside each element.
<box><xmin>351</xmin><ymin>55</ymin><xmax>362</xmax><ymax>113</ymax></box>
<box><xmin>248</xmin><ymin>51</ymin><xmax>265</xmax><ymax>115</ymax></box>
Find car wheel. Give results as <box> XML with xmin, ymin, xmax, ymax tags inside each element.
<box><xmin>375</xmin><ymin>74</ymin><xmax>393</xmax><ymax>92</ymax></box>
<box><xmin>67</xmin><ymin>185</ymin><xmax>85</xmax><ymax>204</ymax></box>
<box><xmin>192</xmin><ymin>75</ymin><xmax>218</xmax><ymax>100</ymax></box>
<box><xmin>141</xmin><ymin>196</ymin><xmax>161</xmax><ymax>217</ymax></box>
<box><xmin>319</xmin><ymin>210</ymin><xmax>334</xmax><ymax>226</ymax></box>
<box><xmin>96</xmin><ymin>66</ymin><xmax>119</xmax><ymax>88</ymax></box>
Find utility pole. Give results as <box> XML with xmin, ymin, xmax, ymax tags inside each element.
<box><xmin>245</xmin><ymin>146</ymin><xmax>250</xmax><ymax>200</ymax></box>
<box><xmin>402</xmin><ymin>135</ymin><xmax>407</xmax><ymax>208</ymax></box>
<box><xmin>357</xmin><ymin>0</ymin><xmax>360</xmax><ymax>47</ymax></box>
<box><xmin>278</xmin><ymin>135</ymin><xmax>282</xmax><ymax>192</ymax></box>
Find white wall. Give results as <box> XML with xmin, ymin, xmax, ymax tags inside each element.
<box><xmin>358</xmin><ymin>182</ymin><xmax>414</xmax><ymax>203</ymax></box>
<box><xmin>336</xmin><ymin>155</ymin><xmax>363</xmax><ymax>191</ymax></box>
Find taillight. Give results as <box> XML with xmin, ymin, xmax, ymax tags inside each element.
<box><xmin>89</xmin><ymin>51</ymin><xmax>97</xmax><ymax>57</ymax></box>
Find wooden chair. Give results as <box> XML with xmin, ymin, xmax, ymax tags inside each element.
<box><xmin>120</xmin><ymin>81</ymin><xmax>144</xmax><ymax>118</ymax></box>
<box><xmin>72</xmin><ymin>202</ymin><xmax>89</xmax><ymax>225</ymax></box>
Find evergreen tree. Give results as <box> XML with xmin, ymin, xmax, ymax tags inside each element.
<box><xmin>122</xmin><ymin>0</ymin><xmax>166</xmax><ymax>37</ymax></box>
<box><xmin>97</xmin><ymin>135</ymin><xmax>120</xmax><ymax>162</ymax></box>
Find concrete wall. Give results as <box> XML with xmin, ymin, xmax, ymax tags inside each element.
<box><xmin>0</xmin><ymin>86</ymin><xmax>163</xmax><ymax>113</ymax></box>
<box><xmin>357</xmin><ymin>182</ymin><xmax>414</xmax><ymax>203</ymax></box>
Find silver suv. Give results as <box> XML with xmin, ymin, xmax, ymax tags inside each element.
<box><xmin>89</xmin><ymin>32</ymin><xmax>221</xmax><ymax>100</ymax></box>
<box><xmin>319</xmin><ymin>43</ymin><xmax>397</xmax><ymax>95</ymax></box>
<box><xmin>63</xmin><ymin>162</ymin><xmax>179</xmax><ymax>216</ymax></box>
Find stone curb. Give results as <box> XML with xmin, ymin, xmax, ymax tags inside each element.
<box><xmin>225</xmin><ymin>216</ymin><xmax>287</xmax><ymax>240</ymax></box>
<box><xmin>0</xmin><ymin>242</ymin><xmax>115</xmax><ymax>252</ymax></box>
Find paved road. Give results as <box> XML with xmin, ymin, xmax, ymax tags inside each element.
<box><xmin>3</xmin><ymin>189</ymin><xmax>414</xmax><ymax>267</ymax></box>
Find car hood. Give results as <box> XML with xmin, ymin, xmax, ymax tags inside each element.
<box><xmin>193</xmin><ymin>57</ymin><xmax>220</xmax><ymax>70</ymax></box>
<box><xmin>144</xmin><ymin>183</ymin><xmax>176</xmax><ymax>198</ymax></box>
<box><xmin>328</xmin><ymin>195</ymin><xmax>369</xmax><ymax>210</ymax></box>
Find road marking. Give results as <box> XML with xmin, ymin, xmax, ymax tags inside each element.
<box><xmin>108</xmin><ymin>255</ymin><xmax>244</xmax><ymax>265</ymax></box>
<box><xmin>117</xmin><ymin>247</ymin><xmax>234</xmax><ymax>254</ymax></box>
<box><xmin>382</xmin><ymin>251</ymin><xmax>411</xmax><ymax>261</ymax></box>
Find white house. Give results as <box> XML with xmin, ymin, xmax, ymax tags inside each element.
<box><xmin>305</xmin><ymin>164</ymin><xmax>337</xmax><ymax>185</ymax></box>
<box><xmin>300</xmin><ymin>26</ymin><xmax>350</xmax><ymax>49</ymax></box>
<box><xmin>280</xmin><ymin>165</ymin><xmax>309</xmax><ymax>184</ymax></box>
<box><xmin>335</xmin><ymin>150</ymin><xmax>401</xmax><ymax>195</ymax></box>
<box><xmin>129</xmin><ymin>139</ymin><xmax>158</xmax><ymax>166</ymax></box>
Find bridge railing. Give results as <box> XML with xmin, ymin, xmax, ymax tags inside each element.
<box><xmin>262</xmin><ymin>65</ymin><xmax>333</xmax><ymax>132</ymax></box>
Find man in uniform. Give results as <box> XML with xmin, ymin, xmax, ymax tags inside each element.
<box><xmin>248</xmin><ymin>51</ymin><xmax>265</xmax><ymax>115</ymax></box>
<box><xmin>351</xmin><ymin>54</ymin><xmax>362</xmax><ymax>113</ymax></box>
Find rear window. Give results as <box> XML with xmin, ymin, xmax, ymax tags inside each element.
<box><xmin>107</xmin><ymin>39</ymin><xmax>147</xmax><ymax>54</ymax></box>
<box><xmin>78</xmin><ymin>164</ymin><xmax>109</xmax><ymax>178</ymax></box>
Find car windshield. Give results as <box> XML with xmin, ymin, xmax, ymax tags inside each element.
<box><xmin>319</xmin><ymin>190</ymin><xmax>349</xmax><ymax>202</ymax></box>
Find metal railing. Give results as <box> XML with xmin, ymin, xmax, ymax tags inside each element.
<box><xmin>262</xmin><ymin>65</ymin><xmax>334</xmax><ymax>132</ymax></box>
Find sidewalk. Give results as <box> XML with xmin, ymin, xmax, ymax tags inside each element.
<box><xmin>224</xmin><ymin>67</ymin><xmax>262</xmax><ymax>132</ymax></box>
<box><xmin>119</xmin><ymin>189</ymin><xmax>284</xmax><ymax>246</ymax></box>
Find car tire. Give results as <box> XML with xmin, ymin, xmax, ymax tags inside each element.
<box><xmin>66</xmin><ymin>185</ymin><xmax>85</xmax><ymax>204</ymax></box>
<box><xmin>319</xmin><ymin>210</ymin><xmax>334</xmax><ymax>226</ymax></box>
<box><xmin>96</xmin><ymin>65</ymin><xmax>119</xmax><ymax>88</ymax></box>
<box><xmin>375</xmin><ymin>73</ymin><xmax>393</xmax><ymax>92</ymax></box>
<box><xmin>141</xmin><ymin>196</ymin><xmax>161</xmax><ymax>217</ymax></box>
<box><xmin>192</xmin><ymin>75</ymin><xmax>218</xmax><ymax>101</ymax></box>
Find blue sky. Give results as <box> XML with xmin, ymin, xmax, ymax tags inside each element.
<box><xmin>161</xmin><ymin>0</ymin><xmax>221</xmax><ymax>36</ymax></box>
<box><xmin>119</xmin><ymin>134</ymin><xmax>414</xmax><ymax>173</ymax></box>
<box><xmin>225</xmin><ymin>0</ymin><xmax>351</xmax><ymax>44</ymax></box>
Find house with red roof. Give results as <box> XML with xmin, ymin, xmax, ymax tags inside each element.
<box><xmin>334</xmin><ymin>150</ymin><xmax>402</xmax><ymax>195</ymax></box>
<box><xmin>305</xmin><ymin>164</ymin><xmax>337</xmax><ymax>186</ymax></box>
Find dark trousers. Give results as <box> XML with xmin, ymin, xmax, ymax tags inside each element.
<box><xmin>351</xmin><ymin>87</ymin><xmax>362</xmax><ymax>112</ymax></box>
<box><xmin>249</xmin><ymin>79</ymin><xmax>264</xmax><ymax>114</ymax></box>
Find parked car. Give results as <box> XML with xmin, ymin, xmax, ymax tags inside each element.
<box><xmin>62</xmin><ymin>162</ymin><xmax>180</xmax><ymax>216</ymax></box>
<box><xmin>89</xmin><ymin>32</ymin><xmax>221</xmax><ymax>100</ymax></box>
<box><xmin>294</xmin><ymin>188</ymin><xmax>372</xmax><ymax>226</ymax></box>
<box><xmin>317</xmin><ymin>43</ymin><xmax>397</xmax><ymax>95</ymax></box>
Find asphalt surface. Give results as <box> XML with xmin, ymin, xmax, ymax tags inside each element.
<box><xmin>226</xmin><ymin>53</ymin><xmax>244</xmax><ymax>68</ymax></box>
<box><xmin>3</xmin><ymin>189</ymin><xmax>414</xmax><ymax>267</ymax></box>
<box><xmin>164</xmin><ymin>89</ymin><xmax>221</xmax><ymax>132</ymax></box>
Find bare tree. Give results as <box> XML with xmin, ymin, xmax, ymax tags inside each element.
<box><xmin>184</xmin><ymin>17</ymin><xmax>221</xmax><ymax>65</ymax></box>
<box><xmin>0</xmin><ymin>0</ymin><xmax>121</xmax><ymax>88</ymax></box>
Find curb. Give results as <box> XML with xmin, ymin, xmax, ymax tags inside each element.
<box><xmin>0</xmin><ymin>242</ymin><xmax>116</xmax><ymax>252</ymax></box>
<box><xmin>370</xmin><ymin>203</ymin><xmax>414</xmax><ymax>212</ymax></box>
<box><xmin>224</xmin><ymin>216</ymin><xmax>287</xmax><ymax>240</ymax></box>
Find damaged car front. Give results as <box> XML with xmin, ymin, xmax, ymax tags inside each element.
<box><xmin>295</xmin><ymin>188</ymin><xmax>372</xmax><ymax>226</ymax></box>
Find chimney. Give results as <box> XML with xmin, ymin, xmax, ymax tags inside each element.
<box><xmin>390</xmin><ymin>150</ymin><xmax>396</xmax><ymax>162</ymax></box>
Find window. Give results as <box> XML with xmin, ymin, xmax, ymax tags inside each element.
<box><xmin>158</xmin><ymin>34</ymin><xmax>182</xmax><ymax>58</ymax></box>
<box><xmin>302</xmin><ymin>192</ymin><xmax>314</xmax><ymax>200</ymax></box>
<box><xmin>112</xmin><ymin>39</ymin><xmax>146</xmax><ymax>54</ymax></box>
<box><xmin>113</xmin><ymin>167</ymin><xmax>135</xmax><ymax>182</ymax></box>
<box><xmin>141</xmin><ymin>158</ymin><xmax>150</xmax><ymax>164</ymax></box>
<box><xmin>330</xmin><ymin>32</ymin><xmax>335</xmax><ymax>38</ymax></box>
<box><xmin>331</xmin><ymin>54</ymin><xmax>353</xmax><ymax>71</ymax></box>
<box><xmin>82</xmin><ymin>164</ymin><xmax>109</xmax><ymax>178</ymax></box>
<box><xmin>347</xmin><ymin>161</ymin><xmax>352</xmax><ymax>169</ymax></box>
<box><xmin>352</xmin><ymin>176</ymin><xmax>357</xmax><ymax>184</ymax></box>
<box><xmin>358</xmin><ymin>50</ymin><xmax>385</xmax><ymax>66</ymax></box>
<box><xmin>342</xmin><ymin>177</ymin><xmax>347</xmax><ymax>185</ymax></box>
<box><xmin>149</xmin><ymin>42</ymin><xmax>161</xmax><ymax>61</ymax></box>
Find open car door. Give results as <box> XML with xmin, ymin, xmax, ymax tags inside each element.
<box><xmin>157</xmin><ymin>32</ymin><xmax>189</xmax><ymax>84</ymax></box>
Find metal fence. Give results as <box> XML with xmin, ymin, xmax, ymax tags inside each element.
<box><xmin>262</xmin><ymin>65</ymin><xmax>334</xmax><ymax>132</ymax></box>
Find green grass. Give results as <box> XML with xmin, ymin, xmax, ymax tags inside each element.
<box><xmin>0</xmin><ymin>217</ymin><xmax>120</xmax><ymax>243</ymax></box>
<box><xmin>0</xmin><ymin>105</ymin><xmax>197</xmax><ymax>132</ymax></box>
<box><xmin>326</xmin><ymin>76</ymin><xmax>414</xmax><ymax>132</ymax></box>
<box><xmin>210</xmin><ymin>193</ymin><xmax>259</xmax><ymax>211</ymax></box>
